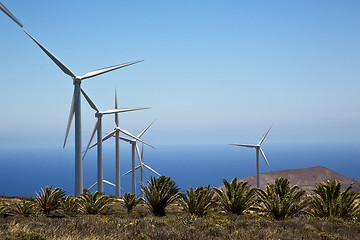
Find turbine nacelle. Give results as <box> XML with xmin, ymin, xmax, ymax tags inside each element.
<box><xmin>73</xmin><ymin>78</ymin><xmax>82</xmax><ymax>84</ymax></box>
<box><xmin>95</xmin><ymin>112</ymin><xmax>103</xmax><ymax>118</ymax></box>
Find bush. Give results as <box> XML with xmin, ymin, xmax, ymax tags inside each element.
<box><xmin>61</xmin><ymin>196</ymin><xmax>79</xmax><ymax>215</ymax></box>
<box><xmin>256</xmin><ymin>177</ymin><xmax>307</xmax><ymax>220</ymax></box>
<box><xmin>0</xmin><ymin>206</ymin><xmax>7</xmax><ymax>216</ymax></box>
<box><xmin>141</xmin><ymin>176</ymin><xmax>180</xmax><ymax>216</ymax></box>
<box><xmin>180</xmin><ymin>185</ymin><xmax>215</xmax><ymax>216</ymax></box>
<box><xmin>309</xmin><ymin>180</ymin><xmax>360</xmax><ymax>219</ymax></box>
<box><xmin>36</xmin><ymin>186</ymin><xmax>66</xmax><ymax>213</ymax></box>
<box><xmin>123</xmin><ymin>193</ymin><xmax>140</xmax><ymax>212</ymax></box>
<box><xmin>79</xmin><ymin>191</ymin><xmax>111</xmax><ymax>214</ymax></box>
<box><xmin>213</xmin><ymin>178</ymin><xmax>256</xmax><ymax>215</ymax></box>
<box><xmin>15</xmin><ymin>200</ymin><xmax>34</xmax><ymax>215</ymax></box>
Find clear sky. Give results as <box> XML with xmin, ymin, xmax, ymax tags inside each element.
<box><xmin>0</xmin><ymin>0</ymin><xmax>359</xmax><ymax>148</ymax></box>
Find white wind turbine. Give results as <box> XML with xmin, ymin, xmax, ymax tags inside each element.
<box><xmin>120</xmin><ymin>119</ymin><xmax>157</xmax><ymax>195</ymax></box>
<box><xmin>80</xmin><ymin>88</ymin><xmax>149</xmax><ymax>193</ymax></box>
<box><xmin>122</xmin><ymin>142</ymin><xmax>160</xmax><ymax>198</ymax></box>
<box><xmin>0</xmin><ymin>2</ymin><xmax>23</xmax><ymax>27</ymax></box>
<box><xmin>230</xmin><ymin>124</ymin><xmax>274</xmax><ymax>188</ymax></box>
<box><xmin>24</xmin><ymin>31</ymin><xmax>143</xmax><ymax>196</ymax></box>
<box><xmin>90</xmin><ymin>119</ymin><xmax>156</xmax><ymax>195</ymax></box>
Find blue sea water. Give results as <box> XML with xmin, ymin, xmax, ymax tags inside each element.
<box><xmin>0</xmin><ymin>142</ymin><xmax>359</xmax><ymax>196</ymax></box>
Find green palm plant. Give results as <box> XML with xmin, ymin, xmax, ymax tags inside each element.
<box><xmin>15</xmin><ymin>200</ymin><xmax>34</xmax><ymax>215</ymax></box>
<box><xmin>61</xmin><ymin>196</ymin><xmax>79</xmax><ymax>215</ymax></box>
<box><xmin>0</xmin><ymin>206</ymin><xmax>8</xmax><ymax>216</ymax></box>
<box><xmin>309</xmin><ymin>180</ymin><xmax>360</xmax><ymax>219</ymax></box>
<box><xmin>36</xmin><ymin>186</ymin><xmax>66</xmax><ymax>213</ymax></box>
<box><xmin>123</xmin><ymin>193</ymin><xmax>140</xmax><ymax>212</ymax></box>
<box><xmin>180</xmin><ymin>185</ymin><xmax>215</xmax><ymax>216</ymax></box>
<box><xmin>79</xmin><ymin>191</ymin><xmax>111</xmax><ymax>214</ymax></box>
<box><xmin>141</xmin><ymin>175</ymin><xmax>180</xmax><ymax>216</ymax></box>
<box><xmin>256</xmin><ymin>177</ymin><xmax>307</xmax><ymax>220</ymax></box>
<box><xmin>213</xmin><ymin>178</ymin><xmax>256</xmax><ymax>215</ymax></box>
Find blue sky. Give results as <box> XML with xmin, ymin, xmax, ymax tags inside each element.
<box><xmin>0</xmin><ymin>1</ymin><xmax>359</xmax><ymax>148</ymax></box>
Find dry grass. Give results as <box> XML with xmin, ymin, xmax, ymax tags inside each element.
<box><xmin>1</xmin><ymin>196</ymin><xmax>360</xmax><ymax>240</ymax></box>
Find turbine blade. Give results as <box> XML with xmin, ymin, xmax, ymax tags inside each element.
<box><xmin>135</xmin><ymin>144</ymin><xmax>143</xmax><ymax>164</ymax></box>
<box><xmin>82</xmin><ymin>119</ymin><xmax>99</xmax><ymax>160</ymax></box>
<box><xmin>0</xmin><ymin>2</ymin><xmax>23</xmax><ymax>27</ymax></box>
<box><xmin>118</xmin><ymin>129</ymin><xmax>156</xmax><ymax>149</ymax></box>
<box><xmin>63</xmin><ymin>91</ymin><xmax>75</xmax><ymax>148</ymax></box>
<box><xmin>24</xmin><ymin>30</ymin><xmax>76</xmax><ymax>78</ymax></box>
<box><xmin>101</xmin><ymin>130</ymin><xmax>116</xmax><ymax>142</ymax></box>
<box><xmin>80</xmin><ymin>60</ymin><xmax>144</xmax><ymax>80</ymax></box>
<box><xmin>258</xmin><ymin>123</ymin><xmax>274</xmax><ymax>145</ymax></box>
<box><xmin>141</xmin><ymin>143</ymin><xmax>144</xmax><ymax>162</ymax></box>
<box><xmin>144</xmin><ymin>164</ymin><xmax>161</xmax><ymax>176</ymax></box>
<box><xmin>138</xmin><ymin>118</ymin><xmax>157</xmax><ymax>138</ymax></box>
<box><xmin>260</xmin><ymin>148</ymin><xmax>272</xmax><ymax>172</ymax></box>
<box><xmin>81</xmin><ymin>88</ymin><xmax>99</xmax><ymax>112</ymax></box>
<box><xmin>115</xmin><ymin>88</ymin><xmax>119</xmax><ymax>127</ymax></box>
<box><xmin>102</xmin><ymin>107</ymin><xmax>149</xmax><ymax>115</ymax></box>
<box><xmin>103</xmin><ymin>180</ymin><xmax>116</xmax><ymax>187</ymax></box>
<box><xmin>119</xmin><ymin>136</ymin><xmax>133</xmax><ymax>143</ymax></box>
<box><xmin>88</xmin><ymin>182</ymin><xmax>97</xmax><ymax>191</ymax></box>
<box><xmin>121</xmin><ymin>169</ymin><xmax>132</xmax><ymax>177</ymax></box>
<box><xmin>229</xmin><ymin>144</ymin><xmax>257</xmax><ymax>148</ymax></box>
<box><xmin>89</xmin><ymin>130</ymin><xmax>116</xmax><ymax>150</ymax></box>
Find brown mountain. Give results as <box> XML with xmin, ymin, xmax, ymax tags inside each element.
<box><xmin>229</xmin><ymin>166</ymin><xmax>360</xmax><ymax>192</ymax></box>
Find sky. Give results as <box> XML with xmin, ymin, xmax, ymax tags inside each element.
<box><xmin>0</xmin><ymin>0</ymin><xmax>359</xmax><ymax>149</ymax></box>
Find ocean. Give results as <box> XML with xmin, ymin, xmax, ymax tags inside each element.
<box><xmin>0</xmin><ymin>142</ymin><xmax>359</xmax><ymax>196</ymax></box>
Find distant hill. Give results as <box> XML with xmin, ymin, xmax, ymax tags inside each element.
<box><xmin>224</xmin><ymin>166</ymin><xmax>360</xmax><ymax>192</ymax></box>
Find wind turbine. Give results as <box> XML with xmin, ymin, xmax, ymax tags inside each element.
<box><xmin>80</xmin><ymin>88</ymin><xmax>149</xmax><ymax>193</ymax></box>
<box><xmin>230</xmin><ymin>124</ymin><xmax>274</xmax><ymax>188</ymax></box>
<box><xmin>0</xmin><ymin>2</ymin><xmax>23</xmax><ymax>27</ymax></box>
<box><xmin>90</xmin><ymin>119</ymin><xmax>156</xmax><ymax>195</ymax></box>
<box><xmin>24</xmin><ymin>30</ymin><xmax>143</xmax><ymax>196</ymax></box>
<box><xmin>120</xmin><ymin>119</ymin><xmax>157</xmax><ymax>195</ymax></box>
<box><xmin>122</xmin><ymin>142</ymin><xmax>160</xmax><ymax>198</ymax></box>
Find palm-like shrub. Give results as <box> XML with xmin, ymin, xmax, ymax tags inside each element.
<box><xmin>213</xmin><ymin>178</ymin><xmax>256</xmax><ymax>215</ymax></box>
<box><xmin>79</xmin><ymin>191</ymin><xmax>110</xmax><ymax>214</ymax></box>
<box><xmin>15</xmin><ymin>200</ymin><xmax>34</xmax><ymax>215</ymax></box>
<box><xmin>123</xmin><ymin>193</ymin><xmax>140</xmax><ymax>212</ymax></box>
<box><xmin>309</xmin><ymin>180</ymin><xmax>360</xmax><ymax>219</ymax></box>
<box><xmin>256</xmin><ymin>177</ymin><xmax>307</xmax><ymax>220</ymax></box>
<box><xmin>141</xmin><ymin>175</ymin><xmax>180</xmax><ymax>216</ymax></box>
<box><xmin>61</xmin><ymin>196</ymin><xmax>79</xmax><ymax>215</ymax></box>
<box><xmin>180</xmin><ymin>185</ymin><xmax>215</xmax><ymax>216</ymax></box>
<box><xmin>36</xmin><ymin>186</ymin><xmax>66</xmax><ymax>213</ymax></box>
<box><xmin>0</xmin><ymin>206</ymin><xmax>7</xmax><ymax>216</ymax></box>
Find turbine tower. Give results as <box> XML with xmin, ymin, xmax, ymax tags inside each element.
<box><xmin>230</xmin><ymin>124</ymin><xmax>273</xmax><ymax>188</ymax></box>
<box><xmin>80</xmin><ymin>88</ymin><xmax>149</xmax><ymax>193</ymax></box>
<box><xmin>24</xmin><ymin>31</ymin><xmax>143</xmax><ymax>196</ymax></box>
<box><xmin>0</xmin><ymin>2</ymin><xmax>23</xmax><ymax>27</ymax></box>
<box><xmin>122</xmin><ymin>142</ymin><xmax>160</xmax><ymax>198</ymax></box>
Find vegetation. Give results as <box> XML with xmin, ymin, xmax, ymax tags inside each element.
<box><xmin>79</xmin><ymin>191</ymin><xmax>110</xmax><ymax>214</ymax></box>
<box><xmin>180</xmin><ymin>185</ymin><xmax>215</xmax><ymax>216</ymax></box>
<box><xmin>1</xmin><ymin>213</ymin><xmax>360</xmax><ymax>239</ymax></box>
<box><xmin>256</xmin><ymin>177</ymin><xmax>307</xmax><ymax>220</ymax></box>
<box><xmin>309</xmin><ymin>180</ymin><xmax>360</xmax><ymax>219</ymax></box>
<box><xmin>141</xmin><ymin>175</ymin><xmax>180</xmax><ymax>216</ymax></box>
<box><xmin>36</xmin><ymin>186</ymin><xmax>66</xmax><ymax>213</ymax></box>
<box><xmin>60</xmin><ymin>196</ymin><xmax>79</xmax><ymax>215</ymax></box>
<box><xmin>123</xmin><ymin>193</ymin><xmax>140</xmax><ymax>212</ymax></box>
<box><xmin>1</xmin><ymin>177</ymin><xmax>360</xmax><ymax>239</ymax></box>
<box><xmin>0</xmin><ymin>206</ymin><xmax>7</xmax><ymax>216</ymax></box>
<box><xmin>214</xmin><ymin>178</ymin><xmax>256</xmax><ymax>215</ymax></box>
<box><xmin>14</xmin><ymin>200</ymin><xmax>34</xmax><ymax>215</ymax></box>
